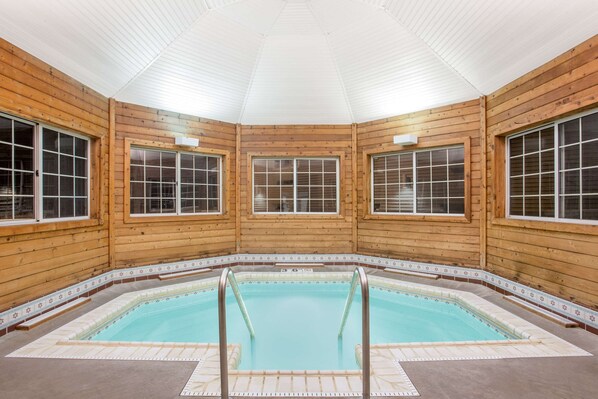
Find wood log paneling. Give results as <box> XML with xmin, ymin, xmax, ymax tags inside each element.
<box><xmin>486</xmin><ymin>35</ymin><xmax>598</xmax><ymax>309</ymax></box>
<box><xmin>113</xmin><ymin>102</ymin><xmax>237</xmax><ymax>267</ymax></box>
<box><xmin>239</xmin><ymin>125</ymin><xmax>354</xmax><ymax>254</ymax></box>
<box><xmin>356</xmin><ymin>100</ymin><xmax>482</xmax><ymax>267</ymax></box>
<box><xmin>0</xmin><ymin>38</ymin><xmax>110</xmax><ymax>312</ymax></box>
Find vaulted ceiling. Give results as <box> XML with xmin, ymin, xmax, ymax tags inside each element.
<box><xmin>0</xmin><ymin>0</ymin><xmax>596</xmax><ymax>124</ymax></box>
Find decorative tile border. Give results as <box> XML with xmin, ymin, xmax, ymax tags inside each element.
<box><xmin>1</xmin><ymin>254</ymin><xmax>597</xmax><ymax>336</ymax></box>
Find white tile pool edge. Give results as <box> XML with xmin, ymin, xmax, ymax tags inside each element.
<box><xmin>1</xmin><ymin>254</ymin><xmax>596</xmax><ymax>334</ymax></box>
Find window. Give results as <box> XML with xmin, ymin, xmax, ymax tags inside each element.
<box><xmin>42</xmin><ymin>128</ymin><xmax>89</xmax><ymax>219</ymax></box>
<box><xmin>129</xmin><ymin>147</ymin><xmax>222</xmax><ymax>215</ymax></box>
<box><xmin>372</xmin><ymin>146</ymin><xmax>465</xmax><ymax>215</ymax></box>
<box><xmin>0</xmin><ymin>113</ymin><xmax>90</xmax><ymax>225</ymax></box>
<box><xmin>507</xmin><ymin>110</ymin><xmax>598</xmax><ymax>222</ymax></box>
<box><xmin>252</xmin><ymin>158</ymin><xmax>339</xmax><ymax>214</ymax></box>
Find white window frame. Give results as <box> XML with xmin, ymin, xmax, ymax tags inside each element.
<box><xmin>39</xmin><ymin>125</ymin><xmax>91</xmax><ymax>223</ymax></box>
<box><xmin>371</xmin><ymin>145</ymin><xmax>466</xmax><ymax>216</ymax></box>
<box><xmin>129</xmin><ymin>147</ymin><xmax>223</xmax><ymax>217</ymax></box>
<box><xmin>252</xmin><ymin>157</ymin><xmax>340</xmax><ymax>215</ymax></box>
<box><xmin>0</xmin><ymin>112</ymin><xmax>91</xmax><ymax>226</ymax></box>
<box><xmin>506</xmin><ymin>108</ymin><xmax>598</xmax><ymax>225</ymax></box>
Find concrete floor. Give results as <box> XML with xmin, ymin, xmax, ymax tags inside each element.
<box><xmin>0</xmin><ymin>267</ymin><xmax>596</xmax><ymax>399</ymax></box>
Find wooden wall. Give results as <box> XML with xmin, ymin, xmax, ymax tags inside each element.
<box><xmin>238</xmin><ymin>125</ymin><xmax>354</xmax><ymax>254</ymax></box>
<box><xmin>113</xmin><ymin>102</ymin><xmax>237</xmax><ymax>268</ymax></box>
<box><xmin>486</xmin><ymin>35</ymin><xmax>598</xmax><ymax>309</ymax></box>
<box><xmin>356</xmin><ymin>100</ymin><xmax>482</xmax><ymax>266</ymax></box>
<box><xmin>0</xmin><ymin>38</ymin><xmax>110</xmax><ymax>312</ymax></box>
<box><xmin>1</xmin><ymin>33</ymin><xmax>597</xmax><ymax>315</ymax></box>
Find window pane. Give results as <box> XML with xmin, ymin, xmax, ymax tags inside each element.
<box><xmin>582</xmin><ymin>195</ymin><xmax>598</xmax><ymax>220</ymax></box>
<box><xmin>74</xmin><ymin>138</ymin><xmax>87</xmax><ymax>158</ymax></box>
<box><xmin>43</xmin><ymin>151</ymin><xmax>58</xmax><ymax>174</ymax></box>
<box><xmin>14</xmin><ymin>196</ymin><xmax>33</xmax><ymax>219</ymax></box>
<box><xmin>75</xmin><ymin>198</ymin><xmax>87</xmax><ymax>217</ymax></box>
<box><xmin>130</xmin><ymin>149</ymin><xmax>144</xmax><ymax>165</ymax></box>
<box><xmin>540</xmin><ymin>128</ymin><xmax>554</xmax><ymax>150</ymax></box>
<box><xmin>60</xmin><ymin>155</ymin><xmax>74</xmax><ymax>175</ymax></box>
<box><xmin>180</xmin><ymin>153</ymin><xmax>193</xmax><ymax>169</ymax></box>
<box><xmin>541</xmin><ymin>173</ymin><xmax>554</xmax><ymax>195</ymax></box>
<box><xmin>524</xmin><ymin>132</ymin><xmax>539</xmax><ymax>153</ymax></box>
<box><xmin>561</xmin><ymin>145</ymin><xmax>579</xmax><ymax>170</ymax></box>
<box><xmin>43</xmin><ymin>129</ymin><xmax>59</xmax><ymax>152</ymax></box>
<box><xmin>449</xmin><ymin>198</ymin><xmax>464</xmax><ymax>214</ymax></box>
<box><xmin>510</xmin><ymin>197</ymin><xmax>523</xmax><ymax>216</ymax></box>
<box><xmin>582</xmin><ymin>168</ymin><xmax>598</xmax><ymax>194</ymax></box>
<box><xmin>14</xmin><ymin>146</ymin><xmax>33</xmax><ymax>171</ymax></box>
<box><xmin>561</xmin><ymin>196</ymin><xmax>580</xmax><ymax>219</ymax></box>
<box><xmin>581</xmin><ymin>140</ymin><xmax>598</xmax><ymax>168</ymax></box>
<box><xmin>60</xmin><ymin>198</ymin><xmax>74</xmax><ymax>218</ymax></box>
<box><xmin>524</xmin><ymin>196</ymin><xmax>539</xmax><ymax>217</ymax></box>
<box><xmin>75</xmin><ymin>158</ymin><xmax>87</xmax><ymax>177</ymax></box>
<box><xmin>582</xmin><ymin>113</ymin><xmax>598</xmax><ymax>141</ymax></box>
<box><xmin>524</xmin><ymin>153</ymin><xmax>539</xmax><ymax>174</ymax></box>
<box><xmin>0</xmin><ymin>116</ymin><xmax>11</xmax><ymax>143</ymax></box>
<box><xmin>540</xmin><ymin>150</ymin><xmax>554</xmax><ymax>173</ymax></box>
<box><xmin>510</xmin><ymin>157</ymin><xmax>523</xmax><ymax>176</ymax></box>
<box><xmin>540</xmin><ymin>196</ymin><xmax>555</xmax><ymax>218</ymax></box>
<box><xmin>560</xmin><ymin>119</ymin><xmax>580</xmax><ymax>145</ymax></box>
<box><xmin>0</xmin><ymin>143</ymin><xmax>11</xmax><ymax>169</ymax></box>
<box><xmin>0</xmin><ymin>196</ymin><xmax>12</xmax><ymax>219</ymax></box>
<box><xmin>60</xmin><ymin>176</ymin><xmax>74</xmax><ymax>196</ymax></box>
<box><xmin>59</xmin><ymin>134</ymin><xmax>73</xmax><ymax>155</ymax></box>
<box><xmin>43</xmin><ymin>198</ymin><xmax>59</xmax><ymax>219</ymax></box>
<box><xmin>561</xmin><ymin>171</ymin><xmax>580</xmax><ymax>194</ymax></box>
<box><xmin>15</xmin><ymin>172</ymin><xmax>34</xmax><ymax>195</ymax></box>
<box><xmin>43</xmin><ymin>174</ymin><xmax>58</xmax><ymax>196</ymax></box>
<box><xmin>510</xmin><ymin>136</ymin><xmax>523</xmax><ymax>157</ymax></box>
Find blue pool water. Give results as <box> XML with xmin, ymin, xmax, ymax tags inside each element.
<box><xmin>90</xmin><ymin>282</ymin><xmax>512</xmax><ymax>370</ymax></box>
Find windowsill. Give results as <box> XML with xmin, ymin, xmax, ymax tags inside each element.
<box><xmin>0</xmin><ymin>218</ymin><xmax>102</xmax><ymax>237</ymax></box>
<box><xmin>246</xmin><ymin>213</ymin><xmax>346</xmax><ymax>220</ymax></box>
<box><xmin>124</xmin><ymin>213</ymin><xmax>230</xmax><ymax>224</ymax></box>
<box><xmin>492</xmin><ymin>217</ymin><xmax>598</xmax><ymax>235</ymax></box>
<box><xmin>363</xmin><ymin>213</ymin><xmax>471</xmax><ymax>223</ymax></box>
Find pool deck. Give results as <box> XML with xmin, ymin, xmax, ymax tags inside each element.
<box><xmin>0</xmin><ymin>266</ymin><xmax>597</xmax><ymax>399</ymax></box>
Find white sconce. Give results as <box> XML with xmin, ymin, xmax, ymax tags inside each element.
<box><xmin>393</xmin><ymin>134</ymin><xmax>418</xmax><ymax>146</ymax></box>
<box><xmin>175</xmin><ymin>136</ymin><xmax>199</xmax><ymax>147</ymax></box>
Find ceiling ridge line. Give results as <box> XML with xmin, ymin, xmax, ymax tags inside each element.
<box><xmin>382</xmin><ymin>6</ymin><xmax>484</xmax><ymax>97</ymax></box>
<box><xmin>305</xmin><ymin>0</ymin><xmax>356</xmax><ymax>123</ymax></box>
<box><xmin>237</xmin><ymin>1</ymin><xmax>289</xmax><ymax>124</ymax></box>
<box><xmin>111</xmin><ymin>4</ymin><xmax>213</xmax><ymax>99</ymax></box>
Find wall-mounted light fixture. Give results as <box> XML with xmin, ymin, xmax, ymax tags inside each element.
<box><xmin>175</xmin><ymin>136</ymin><xmax>200</xmax><ymax>147</ymax></box>
<box><xmin>393</xmin><ymin>134</ymin><xmax>418</xmax><ymax>146</ymax></box>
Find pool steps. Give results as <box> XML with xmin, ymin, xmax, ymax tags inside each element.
<box><xmin>158</xmin><ymin>268</ymin><xmax>212</xmax><ymax>280</ymax></box>
<box><xmin>15</xmin><ymin>297</ymin><xmax>91</xmax><ymax>331</ymax></box>
<box><xmin>503</xmin><ymin>295</ymin><xmax>578</xmax><ymax>328</ymax></box>
<box><xmin>383</xmin><ymin>267</ymin><xmax>439</xmax><ymax>280</ymax></box>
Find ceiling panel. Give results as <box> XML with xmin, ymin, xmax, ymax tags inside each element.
<box><xmin>384</xmin><ymin>0</ymin><xmax>598</xmax><ymax>93</ymax></box>
<box><xmin>117</xmin><ymin>12</ymin><xmax>263</xmax><ymax>123</ymax></box>
<box><xmin>329</xmin><ymin>7</ymin><xmax>479</xmax><ymax>122</ymax></box>
<box><xmin>0</xmin><ymin>0</ymin><xmax>207</xmax><ymax>96</ymax></box>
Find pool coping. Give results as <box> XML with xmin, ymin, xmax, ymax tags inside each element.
<box><xmin>6</xmin><ymin>272</ymin><xmax>591</xmax><ymax>397</ymax></box>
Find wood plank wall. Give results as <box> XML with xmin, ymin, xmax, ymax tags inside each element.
<box><xmin>113</xmin><ymin>102</ymin><xmax>237</xmax><ymax>268</ymax></box>
<box><xmin>1</xmin><ymin>34</ymin><xmax>597</xmax><ymax>314</ymax></box>
<box><xmin>356</xmin><ymin>100</ymin><xmax>482</xmax><ymax>266</ymax></box>
<box><xmin>0</xmin><ymin>38</ymin><xmax>110</xmax><ymax>312</ymax></box>
<box><xmin>239</xmin><ymin>125</ymin><xmax>354</xmax><ymax>253</ymax></box>
<box><xmin>486</xmin><ymin>35</ymin><xmax>598</xmax><ymax>309</ymax></box>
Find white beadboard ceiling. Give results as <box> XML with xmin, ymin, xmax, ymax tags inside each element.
<box><xmin>0</xmin><ymin>0</ymin><xmax>596</xmax><ymax>124</ymax></box>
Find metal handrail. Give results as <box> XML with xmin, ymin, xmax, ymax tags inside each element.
<box><xmin>338</xmin><ymin>267</ymin><xmax>370</xmax><ymax>399</ymax></box>
<box><xmin>218</xmin><ymin>267</ymin><xmax>255</xmax><ymax>399</ymax></box>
